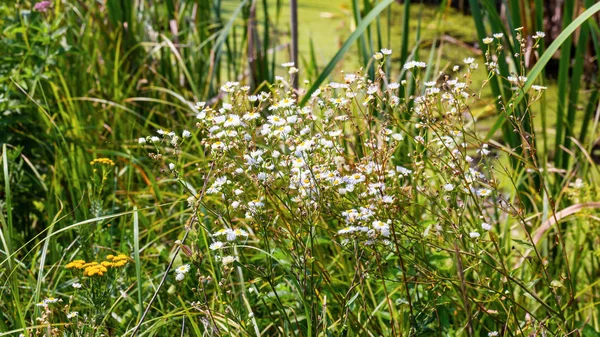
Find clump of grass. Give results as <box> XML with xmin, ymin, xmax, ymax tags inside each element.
<box><xmin>2</xmin><ymin>1</ymin><xmax>600</xmax><ymax>336</ymax></box>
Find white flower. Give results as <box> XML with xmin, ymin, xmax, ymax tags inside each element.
<box><xmin>67</xmin><ymin>312</ymin><xmax>78</xmax><ymax>319</ymax></box>
<box><xmin>330</xmin><ymin>97</ymin><xmax>349</xmax><ymax>106</ymax></box>
<box><xmin>226</xmin><ymin>228</ymin><xmax>249</xmax><ymax>241</ymax></box>
<box><xmin>367</xmin><ymin>85</ymin><xmax>378</xmax><ymax>95</ymax></box>
<box><xmin>482</xmin><ymin>37</ymin><xmax>494</xmax><ymax>44</ymax></box>
<box><xmin>72</xmin><ymin>282</ymin><xmax>82</xmax><ymax>289</ymax></box>
<box><xmin>570</xmin><ymin>178</ymin><xmax>584</xmax><ymax>189</ymax></box>
<box><xmin>42</xmin><ymin>297</ymin><xmax>59</xmax><ymax>305</ymax></box>
<box><xmin>443</xmin><ymin>183</ymin><xmax>454</xmax><ymax>192</ymax></box>
<box><xmin>243</xmin><ymin>112</ymin><xmax>260</xmax><ymax>120</ymax></box>
<box><xmin>381</xmin><ymin>195</ymin><xmax>394</xmax><ymax>203</ymax></box>
<box><xmin>388</xmin><ymin>82</ymin><xmax>400</xmax><ymax>90</ymax></box>
<box><xmin>391</xmin><ymin>133</ymin><xmax>404</xmax><ymax>141</ymax></box>
<box><xmin>288</xmin><ymin>67</ymin><xmax>299</xmax><ymax>74</ymax></box>
<box><xmin>344</xmin><ymin>173</ymin><xmax>365</xmax><ymax>184</ymax></box>
<box><xmin>337</xmin><ymin>226</ymin><xmax>358</xmax><ymax>235</ymax></box>
<box><xmin>373</xmin><ymin>52</ymin><xmax>383</xmax><ymax>60</ymax></box>
<box><xmin>150</xmin><ymin>136</ymin><xmax>160</xmax><ymax>143</ymax></box>
<box><xmin>281</xmin><ymin>62</ymin><xmax>295</xmax><ymax>67</ymax></box>
<box><xmin>175</xmin><ymin>273</ymin><xmax>185</xmax><ymax>282</ymax></box>
<box><xmin>342</xmin><ymin>74</ymin><xmax>357</xmax><ymax>83</ymax></box>
<box><xmin>169</xmin><ymin>163</ymin><xmax>176</xmax><ymax>171</ymax></box>
<box><xmin>493</xmin><ymin>33</ymin><xmax>503</xmax><ymax>39</ymax></box>
<box><xmin>482</xmin><ymin>222</ymin><xmax>492</xmax><ymax>231</ymax></box>
<box><xmin>224</xmin><ymin>114</ymin><xmax>242</xmax><ymax>127</ymax></box>
<box><xmin>296</xmin><ymin>140</ymin><xmax>314</xmax><ymax>152</ymax></box>
<box><xmin>372</xmin><ymin>220</ymin><xmax>390</xmax><ymax>237</ymax></box>
<box><xmin>138</xmin><ymin>137</ymin><xmax>146</xmax><ymax>144</ymax></box>
<box><xmin>507</xmin><ymin>76</ymin><xmax>527</xmax><ymax>85</ymax></box>
<box><xmin>380</xmin><ymin>48</ymin><xmax>392</xmax><ymax>55</ymax></box>
<box><xmin>248</xmin><ymin>199</ymin><xmax>264</xmax><ymax>211</ymax></box>
<box><xmin>210</xmin><ymin>241</ymin><xmax>225</xmax><ymax>250</ymax></box>
<box><xmin>463</xmin><ymin>57</ymin><xmax>474</xmax><ymax>64</ymax></box>
<box><xmin>220</xmin><ymin>82</ymin><xmax>239</xmax><ymax>93</ymax></box>
<box><xmin>469</xmin><ymin>231</ymin><xmax>480</xmax><ymax>239</ymax></box>
<box><xmin>222</xmin><ymin>255</ymin><xmax>238</xmax><ymax>265</ymax></box>
<box><xmin>182</xmin><ymin>130</ymin><xmax>191</xmax><ymax>138</ymax></box>
<box><xmin>478</xmin><ymin>143</ymin><xmax>491</xmax><ymax>156</ymax></box>
<box><xmin>533</xmin><ymin>31</ymin><xmax>545</xmax><ymax>39</ymax></box>
<box><xmin>267</xmin><ymin>115</ymin><xmax>286</xmax><ymax>126</ymax></box>
<box><xmin>175</xmin><ymin>264</ymin><xmax>190</xmax><ymax>274</ymax></box>
<box><xmin>531</xmin><ymin>85</ymin><xmax>547</xmax><ymax>91</ymax></box>
<box><xmin>211</xmin><ymin>141</ymin><xmax>226</xmax><ymax>151</ymax></box>
<box><xmin>477</xmin><ymin>188</ymin><xmax>492</xmax><ymax>197</ymax></box>
<box><xmin>396</xmin><ymin>166</ymin><xmax>412</xmax><ymax>176</ymax></box>
<box><xmin>488</xmin><ymin>332</ymin><xmax>499</xmax><ymax>337</ymax></box>
<box><xmin>403</xmin><ymin>61</ymin><xmax>427</xmax><ymax>70</ymax></box>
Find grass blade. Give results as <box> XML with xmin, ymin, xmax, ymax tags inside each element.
<box><xmin>299</xmin><ymin>0</ymin><xmax>395</xmax><ymax>105</ymax></box>
<box><xmin>484</xmin><ymin>1</ymin><xmax>600</xmax><ymax>142</ymax></box>
<box><xmin>134</xmin><ymin>206</ymin><xmax>143</xmax><ymax>321</ymax></box>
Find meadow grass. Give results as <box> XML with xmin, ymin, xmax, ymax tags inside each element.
<box><xmin>1</xmin><ymin>0</ymin><xmax>599</xmax><ymax>336</ymax></box>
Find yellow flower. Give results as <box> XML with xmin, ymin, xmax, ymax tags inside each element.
<box><xmin>83</xmin><ymin>264</ymin><xmax>108</xmax><ymax>277</ymax></box>
<box><xmin>66</xmin><ymin>260</ymin><xmax>86</xmax><ymax>269</ymax></box>
<box><xmin>82</xmin><ymin>261</ymin><xmax>99</xmax><ymax>268</ymax></box>
<box><xmin>113</xmin><ymin>260</ymin><xmax>127</xmax><ymax>268</ymax></box>
<box><xmin>68</xmin><ymin>252</ymin><xmax>129</xmax><ymax>276</ymax></box>
<box><xmin>115</xmin><ymin>254</ymin><xmax>128</xmax><ymax>261</ymax></box>
<box><xmin>90</xmin><ymin>158</ymin><xmax>115</xmax><ymax>166</ymax></box>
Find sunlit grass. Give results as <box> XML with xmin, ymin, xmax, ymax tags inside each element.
<box><xmin>1</xmin><ymin>0</ymin><xmax>599</xmax><ymax>336</ymax></box>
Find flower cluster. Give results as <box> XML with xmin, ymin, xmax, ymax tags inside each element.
<box><xmin>147</xmin><ymin>47</ymin><xmax>521</xmax><ymax>253</ymax></box>
<box><xmin>66</xmin><ymin>254</ymin><xmax>129</xmax><ymax>277</ymax></box>
<box><xmin>174</xmin><ymin>264</ymin><xmax>190</xmax><ymax>281</ymax></box>
<box><xmin>90</xmin><ymin>157</ymin><xmax>115</xmax><ymax>166</ymax></box>
<box><xmin>143</xmin><ymin>42</ymin><xmax>558</xmax><ymax>334</ymax></box>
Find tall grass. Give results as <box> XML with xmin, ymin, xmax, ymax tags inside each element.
<box><xmin>1</xmin><ymin>0</ymin><xmax>599</xmax><ymax>336</ymax></box>
<box><xmin>471</xmin><ymin>0</ymin><xmax>600</xmax><ymax>195</ymax></box>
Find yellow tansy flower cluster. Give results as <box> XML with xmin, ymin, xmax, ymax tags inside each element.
<box><xmin>104</xmin><ymin>253</ymin><xmax>129</xmax><ymax>267</ymax></box>
<box><xmin>90</xmin><ymin>158</ymin><xmax>115</xmax><ymax>166</ymax></box>
<box><xmin>65</xmin><ymin>254</ymin><xmax>129</xmax><ymax>277</ymax></box>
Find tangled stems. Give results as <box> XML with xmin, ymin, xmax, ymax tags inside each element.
<box><xmin>141</xmin><ymin>41</ymin><xmax>590</xmax><ymax>335</ymax></box>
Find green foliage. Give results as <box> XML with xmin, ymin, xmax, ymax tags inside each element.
<box><xmin>0</xmin><ymin>0</ymin><xmax>599</xmax><ymax>336</ymax></box>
